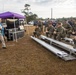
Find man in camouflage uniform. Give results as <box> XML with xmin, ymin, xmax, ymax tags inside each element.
<box><xmin>44</xmin><ymin>20</ymin><xmax>50</xmax><ymax>32</ymax></box>
<box><xmin>53</xmin><ymin>22</ymin><xmax>66</xmax><ymax>41</ymax></box>
<box><xmin>38</xmin><ymin>20</ymin><xmax>43</xmax><ymax>33</ymax></box>
<box><xmin>46</xmin><ymin>22</ymin><xmax>55</xmax><ymax>38</ymax></box>
<box><xmin>33</xmin><ymin>25</ymin><xmax>41</xmax><ymax>38</ymax></box>
<box><xmin>63</xmin><ymin>21</ymin><xmax>72</xmax><ymax>38</ymax></box>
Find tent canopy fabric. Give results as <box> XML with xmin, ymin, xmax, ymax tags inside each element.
<box><xmin>0</xmin><ymin>11</ymin><xmax>25</xmax><ymax>19</ymax></box>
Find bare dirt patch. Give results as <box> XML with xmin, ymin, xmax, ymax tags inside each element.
<box><xmin>0</xmin><ymin>25</ymin><xmax>76</xmax><ymax>75</ymax></box>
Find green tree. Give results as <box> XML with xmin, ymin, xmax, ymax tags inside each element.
<box><xmin>22</xmin><ymin>4</ymin><xmax>38</xmax><ymax>24</ymax></box>
<box><xmin>21</xmin><ymin>4</ymin><xmax>30</xmax><ymax>23</ymax></box>
<box><xmin>27</xmin><ymin>14</ymin><xmax>38</xmax><ymax>23</ymax></box>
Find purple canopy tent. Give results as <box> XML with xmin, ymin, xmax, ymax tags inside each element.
<box><xmin>0</xmin><ymin>11</ymin><xmax>25</xmax><ymax>19</ymax></box>
<box><xmin>0</xmin><ymin>11</ymin><xmax>25</xmax><ymax>42</ymax></box>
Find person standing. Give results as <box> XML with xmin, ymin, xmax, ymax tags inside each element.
<box><xmin>0</xmin><ymin>18</ymin><xmax>6</xmax><ymax>49</ymax></box>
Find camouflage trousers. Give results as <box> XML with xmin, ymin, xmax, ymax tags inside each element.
<box><xmin>46</xmin><ymin>32</ymin><xmax>53</xmax><ymax>38</ymax></box>
<box><xmin>53</xmin><ymin>33</ymin><xmax>66</xmax><ymax>41</ymax></box>
<box><xmin>33</xmin><ymin>31</ymin><xmax>41</xmax><ymax>38</ymax></box>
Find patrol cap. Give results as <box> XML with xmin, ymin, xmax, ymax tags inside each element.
<box><xmin>57</xmin><ymin>22</ymin><xmax>63</xmax><ymax>25</ymax></box>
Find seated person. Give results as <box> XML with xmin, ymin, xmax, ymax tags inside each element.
<box><xmin>46</xmin><ymin>22</ymin><xmax>55</xmax><ymax>38</ymax></box>
<box><xmin>33</xmin><ymin>25</ymin><xmax>41</xmax><ymax>38</ymax></box>
<box><xmin>63</xmin><ymin>21</ymin><xmax>72</xmax><ymax>38</ymax></box>
<box><xmin>53</xmin><ymin>22</ymin><xmax>66</xmax><ymax>41</ymax></box>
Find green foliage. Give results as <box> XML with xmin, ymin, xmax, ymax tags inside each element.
<box><xmin>27</xmin><ymin>14</ymin><xmax>38</xmax><ymax>23</ymax></box>
<box><xmin>21</xmin><ymin>4</ymin><xmax>38</xmax><ymax>23</ymax></box>
<box><xmin>24</xmin><ymin>4</ymin><xmax>30</xmax><ymax>7</ymax></box>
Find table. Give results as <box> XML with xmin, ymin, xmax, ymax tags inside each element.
<box><xmin>9</xmin><ymin>30</ymin><xmax>25</xmax><ymax>41</ymax></box>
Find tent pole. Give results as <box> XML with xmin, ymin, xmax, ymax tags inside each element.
<box><xmin>13</xmin><ymin>17</ymin><xmax>17</xmax><ymax>42</ymax></box>
<box><xmin>25</xmin><ymin>18</ymin><xmax>29</xmax><ymax>35</ymax></box>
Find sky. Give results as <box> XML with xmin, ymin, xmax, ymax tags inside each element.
<box><xmin>0</xmin><ymin>0</ymin><xmax>76</xmax><ymax>19</ymax></box>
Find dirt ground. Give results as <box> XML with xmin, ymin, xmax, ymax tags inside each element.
<box><xmin>0</xmin><ymin>25</ymin><xmax>76</xmax><ymax>75</ymax></box>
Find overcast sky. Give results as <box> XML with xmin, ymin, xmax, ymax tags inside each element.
<box><xmin>0</xmin><ymin>0</ymin><xmax>76</xmax><ymax>18</ymax></box>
